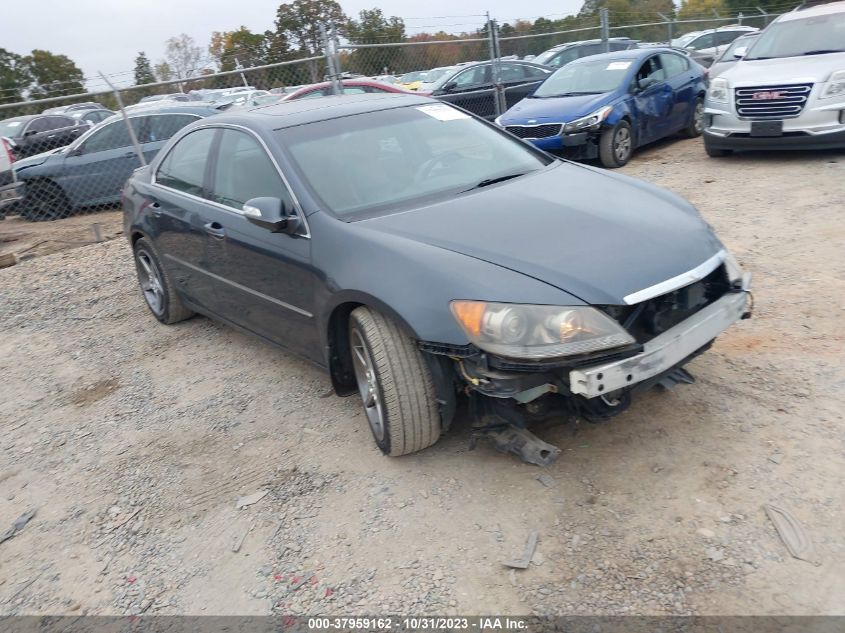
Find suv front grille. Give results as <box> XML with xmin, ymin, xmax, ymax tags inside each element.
<box><xmin>505</xmin><ymin>124</ymin><xmax>562</xmax><ymax>139</ymax></box>
<box><xmin>734</xmin><ymin>84</ymin><xmax>813</xmax><ymax>119</ymax></box>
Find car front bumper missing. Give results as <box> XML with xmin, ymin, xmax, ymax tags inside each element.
<box><xmin>569</xmin><ymin>279</ymin><xmax>751</xmax><ymax>398</ymax></box>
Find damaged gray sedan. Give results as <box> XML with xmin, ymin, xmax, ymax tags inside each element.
<box><xmin>122</xmin><ymin>94</ymin><xmax>752</xmax><ymax>465</ymax></box>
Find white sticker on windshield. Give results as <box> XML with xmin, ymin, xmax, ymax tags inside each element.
<box><xmin>416</xmin><ymin>104</ymin><xmax>470</xmax><ymax>121</ymax></box>
<box><xmin>607</xmin><ymin>61</ymin><xmax>632</xmax><ymax>70</ymax></box>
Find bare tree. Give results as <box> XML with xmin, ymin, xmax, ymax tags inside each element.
<box><xmin>161</xmin><ymin>34</ymin><xmax>204</xmax><ymax>90</ymax></box>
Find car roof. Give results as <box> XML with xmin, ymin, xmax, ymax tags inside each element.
<box><xmin>99</xmin><ymin>104</ymin><xmax>221</xmax><ymax>126</ymax></box>
<box><xmin>785</xmin><ymin>0</ymin><xmax>845</xmax><ymax>18</ymax></box>
<box><xmin>0</xmin><ymin>115</ymin><xmax>37</xmax><ymax>124</ymax></box>
<box><xmin>211</xmin><ymin>93</ymin><xmax>433</xmax><ymax>130</ymax></box>
<box><xmin>547</xmin><ymin>37</ymin><xmax>634</xmax><ymax>50</ymax></box>
<box><xmin>568</xmin><ymin>48</ymin><xmax>674</xmax><ymax>64</ymax></box>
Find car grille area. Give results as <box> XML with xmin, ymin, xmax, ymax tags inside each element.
<box><xmin>599</xmin><ymin>264</ymin><xmax>732</xmax><ymax>344</ymax></box>
<box><xmin>505</xmin><ymin>124</ymin><xmax>562</xmax><ymax>139</ymax></box>
<box><xmin>734</xmin><ymin>84</ymin><xmax>813</xmax><ymax>119</ymax></box>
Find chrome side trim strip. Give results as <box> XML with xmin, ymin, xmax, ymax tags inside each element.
<box><xmin>623</xmin><ymin>249</ymin><xmax>726</xmax><ymax>306</ymax></box>
<box><xmin>163</xmin><ymin>254</ymin><xmax>313</xmax><ymax>318</ymax></box>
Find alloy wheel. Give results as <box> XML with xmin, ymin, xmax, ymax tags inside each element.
<box><xmin>694</xmin><ymin>101</ymin><xmax>704</xmax><ymax>135</ymax></box>
<box><xmin>350</xmin><ymin>326</ymin><xmax>386</xmax><ymax>442</ymax></box>
<box><xmin>136</xmin><ymin>250</ymin><xmax>165</xmax><ymax>316</ymax></box>
<box><xmin>614</xmin><ymin>127</ymin><xmax>632</xmax><ymax>162</ymax></box>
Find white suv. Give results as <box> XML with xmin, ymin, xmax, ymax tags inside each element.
<box><xmin>703</xmin><ymin>1</ymin><xmax>845</xmax><ymax>156</ymax></box>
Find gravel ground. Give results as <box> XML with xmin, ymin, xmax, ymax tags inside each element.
<box><xmin>0</xmin><ymin>138</ymin><xmax>843</xmax><ymax>616</ymax></box>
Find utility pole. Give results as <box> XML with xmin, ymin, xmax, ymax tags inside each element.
<box><xmin>599</xmin><ymin>8</ymin><xmax>610</xmax><ymax>53</ymax></box>
<box><xmin>234</xmin><ymin>58</ymin><xmax>249</xmax><ymax>88</ymax></box>
<box><xmin>657</xmin><ymin>12</ymin><xmax>673</xmax><ymax>44</ymax></box>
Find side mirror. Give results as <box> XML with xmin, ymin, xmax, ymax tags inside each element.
<box><xmin>24</xmin><ymin>129</ymin><xmax>38</xmax><ymax>137</ymax></box>
<box><xmin>243</xmin><ymin>197</ymin><xmax>300</xmax><ymax>234</ymax></box>
<box><xmin>637</xmin><ymin>77</ymin><xmax>655</xmax><ymax>91</ymax></box>
<box><xmin>442</xmin><ymin>81</ymin><xmax>458</xmax><ymax>92</ymax></box>
<box><xmin>733</xmin><ymin>46</ymin><xmax>748</xmax><ymax>59</ymax></box>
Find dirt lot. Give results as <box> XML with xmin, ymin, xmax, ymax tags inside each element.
<box><xmin>0</xmin><ymin>139</ymin><xmax>843</xmax><ymax>617</ymax></box>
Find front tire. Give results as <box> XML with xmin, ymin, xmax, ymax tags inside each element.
<box><xmin>349</xmin><ymin>307</ymin><xmax>441</xmax><ymax>457</ymax></box>
<box><xmin>683</xmin><ymin>97</ymin><xmax>704</xmax><ymax>138</ymax></box>
<box><xmin>21</xmin><ymin>181</ymin><xmax>71</xmax><ymax>221</ymax></box>
<box><xmin>599</xmin><ymin>121</ymin><xmax>633</xmax><ymax>168</ymax></box>
<box><xmin>133</xmin><ymin>238</ymin><xmax>194</xmax><ymax>325</ymax></box>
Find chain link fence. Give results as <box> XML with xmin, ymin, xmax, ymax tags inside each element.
<box><xmin>1</xmin><ymin>8</ymin><xmax>785</xmax><ymax>224</ymax></box>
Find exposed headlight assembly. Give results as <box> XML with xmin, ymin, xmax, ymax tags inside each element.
<box><xmin>450</xmin><ymin>301</ymin><xmax>635</xmax><ymax>360</ymax></box>
<box><xmin>821</xmin><ymin>70</ymin><xmax>845</xmax><ymax>100</ymax></box>
<box><xmin>707</xmin><ymin>78</ymin><xmax>730</xmax><ymax>104</ymax></box>
<box><xmin>563</xmin><ymin>105</ymin><xmax>613</xmax><ymax>133</ymax></box>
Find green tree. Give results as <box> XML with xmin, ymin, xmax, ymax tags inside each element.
<box><xmin>345</xmin><ymin>9</ymin><xmax>405</xmax><ymax>75</ymax></box>
<box><xmin>209</xmin><ymin>27</ymin><xmax>269</xmax><ymax>71</ymax></box>
<box><xmin>154</xmin><ymin>61</ymin><xmax>173</xmax><ymax>82</ymax></box>
<box><xmin>0</xmin><ymin>48</ymin><xmax>30</xmax><ymax>104</ymax></box>
<box><xmin>273</xmin><ymin>0</ymin><xmax>347</xmax><ymax>80</ymax></box>
<box><xmin>133</xmin><ymin>52</ymin><xmax>156</xmax><ymax>85</ymax></box>
<box><xmin>21</xmin><ymin>50</ymin><xmax>85</xmax><ymax>99</ymax></box>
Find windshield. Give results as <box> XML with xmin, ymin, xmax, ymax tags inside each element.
<box><xmin>717</xmin><ymin>34</ymin><xmax>759</xmax><ymax>62</ymax></box>
<box><xmin>399</xmin><ymin>71</ymin><xmax>426</xmax><ymax>83</ymax></box>
<box><xmin>671</xmin><ymin>32</ymin><xmax>700</xmax><ymax>48</ymax></box>
<box><xmin>746</xmin><ymin>13</ymin><xmax>845</xmax><ymax>60</ymax></box>
<box><xmin>0</xmin><ymin>119</ymin><xmax>27</xmax><ymax>137</ymax></box>
<box><xmin>532</xmin><ymin>48</ymin><xmax>562</xmax><ymax>66</ymax></box>
<box><xmin>533</xmin><ymin>59</ymin><xmax>630</xmax><ymax>98</ymax></box>
<box><xmin>420</xmin><ymin>68</ymin><xmax>453</xmax><ymax>84</ymax></box>
<box><xmin>278</xmin><ymin>103</ymin><xmax>550</xmax><ymax>218</ymax></box>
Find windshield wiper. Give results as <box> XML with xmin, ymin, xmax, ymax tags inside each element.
<box><xmin>802</xmin><ymin>49</ymin><xmax>845</xmax><ymax>55</ymax></box>
<box><xmin>462</xmin><ymin>172</ymin><xmax>527</xmax><ymax>192</ymax></box>
<box><xmin>537</xmin><ymin>91</ymin><xmax>604</xmax><ymax>98</ymax></box>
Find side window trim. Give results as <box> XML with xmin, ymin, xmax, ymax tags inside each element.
<box><xmin>152</xmin><ymin>123</ymin><xmax>310</xmax><ymax>238</ymax></box>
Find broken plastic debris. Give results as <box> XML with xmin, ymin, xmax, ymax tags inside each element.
<box><xmin>236</xmin><ymin>490</ymin><xmax>269</xmax><ymax>510</ymax></box>
<box><xmin>763</xmin><ymin>503</ymin><xmax>819</xmax><ymax>565</ymax></box>
<box><xmin>503</xmin><ymin>531</ymin><xmax>539</xmax><ymax>569</ymax></box>
<box><xmin>0</xmin><ymin>508</ymin><xmax>36</xmax><ymax>545</ymax></box>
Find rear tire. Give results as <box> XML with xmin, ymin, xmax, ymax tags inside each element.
<box><xmin>683</xmin><ymin>97</ymin><xmax>704</xmax><ymax>138</ymax></box>
<box><xmin>133</xmin><ymin>238</ymin><xmax>194</xmax><ymax>325</ymax></box>
<box><xmin>599</xmin><ymin>121</ymin><xmax>633</xmax><ymax>168</ymax></box>
<box><xmin>21</xmin><ymin>181</ymin><xmax>71</xmax><ymax>221</ymax></box>
<box><xmin>349</xmin><ymin>306</ymin><xmax>441</xmax><ymax>457</ymax></box>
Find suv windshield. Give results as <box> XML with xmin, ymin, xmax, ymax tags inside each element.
<box><xmin>278</xmin><ymin>104</ymin><xmax>550</xmax><ymax>218</ymax></box>
<box><xmin>745</xmin><ymin>12</ymin><xmax>845</xmax><ymax>60</ymax></box>
<box><xmin>532</xmin><ymin>59</ymin><xmax>630</xmax><ymax>98</ymax></box>
<box><xmin>420</xmin><ymin>68</ymin><xmax>454</xmax><ymax>84</ymax></box>
<box><xmin>672</xmin><ymin>32</ymin><xmax>700</xmax><ymax>48</ymax></box>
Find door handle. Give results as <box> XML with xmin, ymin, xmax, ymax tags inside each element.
<box><xmin>204</xmin><ymin>221</ymin><xmax>226</xmax><ymax>240</ymax></box>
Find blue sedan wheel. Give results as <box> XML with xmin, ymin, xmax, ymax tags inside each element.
<box><xmin>599</xmin><ymin>121</ymin><xmax>633</xmax><ymax>169</ymax></box>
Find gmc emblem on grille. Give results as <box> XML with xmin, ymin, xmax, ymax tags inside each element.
<box><xmin>752</xmin><ymin>91</ymin><xmax>786</xmax><ymax>100</ymax></box>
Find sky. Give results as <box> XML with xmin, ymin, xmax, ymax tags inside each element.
<box><xmin>4</xmin><ymin>0</ymin><xmax>583</xmax><ymax>94</ymax></box>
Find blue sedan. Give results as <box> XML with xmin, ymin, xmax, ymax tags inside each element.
<box><xmin>496</xmin><ymin>48</ymin><xmax>707</xmax><ymax>167</ymax></box>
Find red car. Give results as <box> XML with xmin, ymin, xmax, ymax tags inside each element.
<box><xmin>280</xmin><ymin>79</ymin><xmax>413</xmax><ymax>101</ymax></box>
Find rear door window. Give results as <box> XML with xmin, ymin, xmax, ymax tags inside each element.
<box><xmin>210</xmin><ymin>129</ymin><xmax>292</xmax><ymax>210</ymax></box>
<box><xmin>155</xmin><ymin>128</ymin><xmax>217</xmax><ymax>197</ymax></box>
<box><xmin>146</xmin><ymin>114</ymin><xmax>200</xmax><ymax>143</ymax></box>
<box><xmin>81</xmin><ymin>120</ymin><xmax>134</xmax><ymax>153</ymax></box>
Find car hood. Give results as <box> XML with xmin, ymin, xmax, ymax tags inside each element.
<box><xmin>500</xmin><ymin>93</ymin><xmax>615</xmax><ymax>124</ymax></box>
<box><xmin>721</xmin><ymin>52</ymin><xmax>845</xmax><ymax>86</ymax></box>
<box><xmin>359</xmin><ymin>163</ymin><xmax>723</xmax><ymax>305</ymax></box>
<box><xmin>14</xmin><ymin>147</ymin><xmax>65</xmax><ymax>170</ymax></box>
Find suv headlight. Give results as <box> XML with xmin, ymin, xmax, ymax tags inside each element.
<box><xmin>450</xmin><ymin>301</ymin><xmax>635</xmax><ymax>359</ymax></box>
<box><xmin>707</xmin><ymin>78</ymin><xmax>729</xmax><ymax>104</ymax></box>
<box><xmin>821</xmin><ymin>70</ymin><xmax>845</xmax><ymax>100</ymax></box>
<box><xmin>563</xmin><ymin>105</ymin><xmax>613</xmax><ymax>133</ymax></box>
